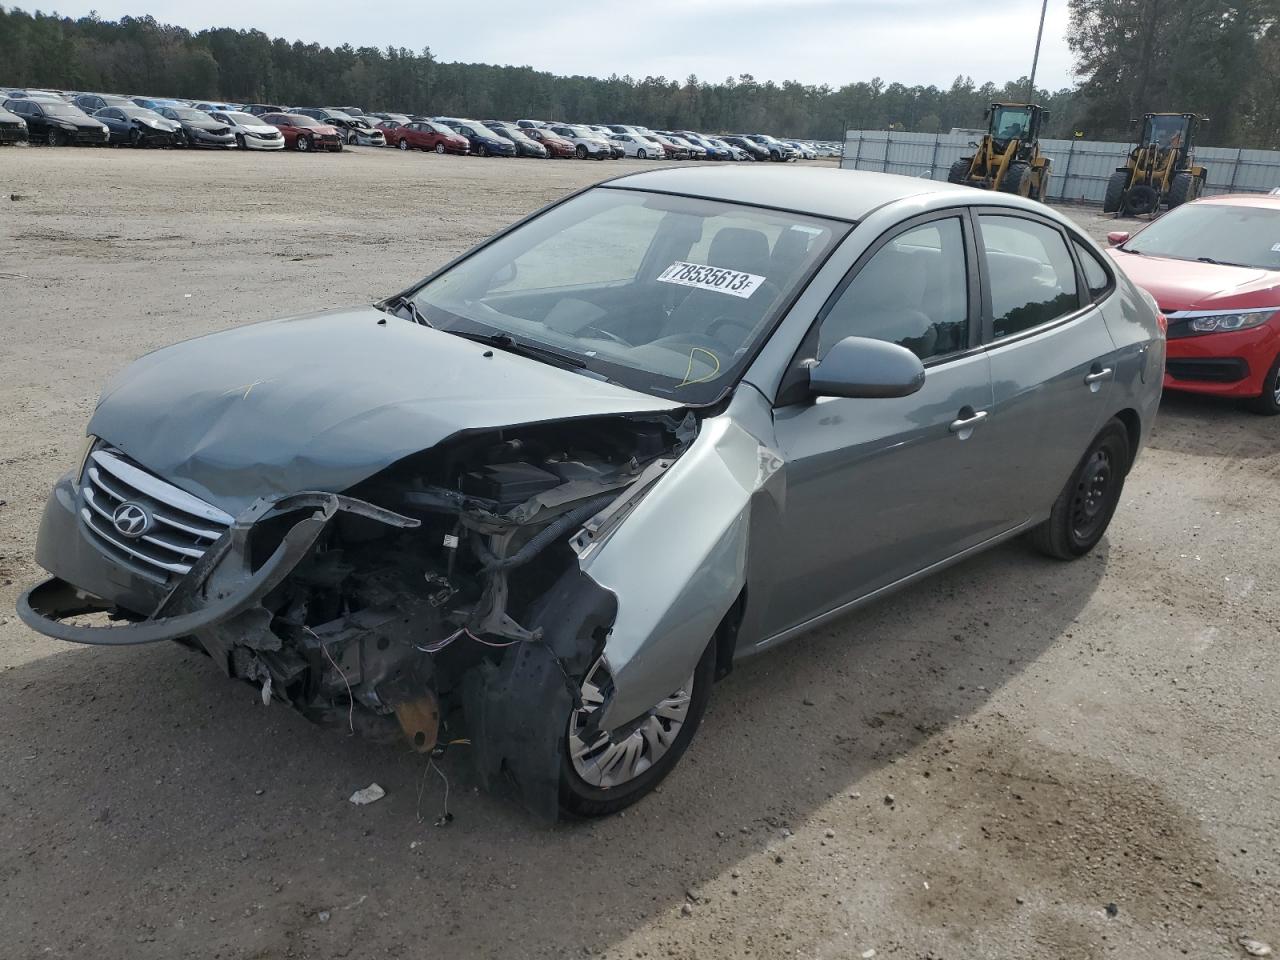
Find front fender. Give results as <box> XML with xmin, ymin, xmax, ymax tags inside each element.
<box><xmin>580</xmin><ymin>391</ymin><xmax>781</xmax><ymax>727</ymax></box>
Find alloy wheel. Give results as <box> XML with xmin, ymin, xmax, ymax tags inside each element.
<box><xmin>398</xmin><ymin>138</ymin><xmax>408</xmax><ymax>150</ymax></box>
<box><xmin>568</xmin><ymin>658</ymin><xmax>696</xmax><ymax>789</ymax></box>
<box><xmin>435</xmin><ymin>142</ymin><xmax>445</xmax><ymax>154</ymax></box>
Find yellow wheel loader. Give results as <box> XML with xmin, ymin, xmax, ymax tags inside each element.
<box><xmin>948</xmin><ymin>103</ymin><xmax>1052</xmax><ymax>201</ymax></box>
<box><xmin>1103</xmin><ymin>113</ymin><xmax>1208</xmax><ymax>217</ymax></box>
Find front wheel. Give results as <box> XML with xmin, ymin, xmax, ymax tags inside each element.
<box><xmin>476</xmin><ymin>144</ymin><xmax>488</xmax><ymax>157</ymax></box>
<box><xmin>398</xmin><ymin>138</ymin><xmax>409</xmax><ymax>150</ymax></box>
<box><xmin>235</xmin><ymin>133</ymin><xmax>246</xmax><ymax>149</ymax></box>
<box><xmin>636</xmin><ymin>147</ymin><xmax>646</xmax><ymax>160</ymax></box>
<box><xmin>560</xmin><ymin>638</ymin><xmax>715</xmax><ymax>818</ymax></box>
<box><xmin>999</xmin><ymin>162</ymin><xmax>1033</xmax><ymax>197</ymax></box>
<box><xmin>435</xmin><ymin>142</ymin><xmax>445</xmax><ymax>154</ymax></box>
<box><xmin>575</xmin><ymin>144</ymin><xmax>587</xmax><ymax>159</ymax></box>
<box><xmin>1167</xmin><ymin>171</ymin><xmax>1202</xmax><ymax>208</ymax></box>
<box><xmin>1103</xmin><ymin>170</ymin><xmax>1129</xmax><ymax>213</ymax></box>
<box><xmin>947</xmin><ymin>158</ymin><xmax>972</xmax><ymax>184</ymax></box>
<box><xmin>46</xmin><ymin>127</ymin><xmax>66</xmax><ymax>146</ymax></box>
<box><xmin>296</xmin><ymin>134</ymin><xmax>311</xmax><ymax>152</ymax></box>
<box><xmin>1246</xmin><ymin>352</ymin><xmax>1280</xmax><ymax>416</ymax></box>
<box><xmin>1029</xmin><ymin>419</ymin><xmax>1131</xmax><ymax>559</ymax></box>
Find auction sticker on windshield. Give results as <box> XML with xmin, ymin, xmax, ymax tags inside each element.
<box><xmin>657</xmin><ymin>261</ymin><xmax>765</xmax><ymax>299</ymax></box>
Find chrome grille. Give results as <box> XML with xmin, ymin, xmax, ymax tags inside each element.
<box><xmin>79</xmin><ymin>447</ymin><xmax>233</xmax><ymax>584</ymax></box>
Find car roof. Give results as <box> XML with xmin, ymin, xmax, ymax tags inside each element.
<box><xmin>1192</xmin><ymin>193</ymin><xmax>1280</xmax><ymax>209</ymax></box>
<box><xmin>602</xmin><ymin>167</ymin><xmax>980</xmax><ymax>221</ymax></box>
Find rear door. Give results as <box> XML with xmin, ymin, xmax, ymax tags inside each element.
<box><xmin>975</xmin><ymin>209</ymin><xmax>1120</xmax><ymax>522</ymax></box>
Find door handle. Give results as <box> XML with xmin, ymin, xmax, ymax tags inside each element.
<box><xmin>948</xmin><ymin>410</ymin><xmax>988</xmax><ymax>434</ymax></box>
<box><xmin>1084</xmin><ymin>367</ymin><xmax>1113</xmax><ymax>385</ymax></box>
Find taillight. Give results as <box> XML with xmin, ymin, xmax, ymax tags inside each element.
<box><xmin>1156</xmin><ymin>313</ymin><xmax>1168</xmax><ymax>336</ymax></box>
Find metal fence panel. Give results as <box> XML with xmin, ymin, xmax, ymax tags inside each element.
<box><xmin>840</xmin><ymin>130</ymin><xmax>1280</xmax><ymax>204</ymax></box>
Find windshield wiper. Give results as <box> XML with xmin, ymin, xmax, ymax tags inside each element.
<box><xmin>1197</xmin><ymin>256</ymin><xmax>1254</xmax><ymax>268</ymax></box>
<box><xmin>382</xmin><ymin>294</ymin><xmax>433</xmax><ymax>328</ymax></box>
<box><xmin>450</xmin><ymin>329</ymin><xmax>587</xmax><ymax>369</ymax></box>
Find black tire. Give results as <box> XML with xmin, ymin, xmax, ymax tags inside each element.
<box><xmin>559</xmin><ymin>637</ymin><xmax>716</xmax><ymax>818</ymax></box>
<box><xmin>1029</xmin><ymin>419</ymin><xmax>1131</xmax><ymax>559</ymax></box>
<box><xmin>1246</xmin><ymin>352</ymin><xmax>1280</xmax><ymax>416</ymax></box>
<box><xmin>235</xmin><ymin>134</ymin><xmax>245</xmax><ymax>150</ymax></box>
<box><xmin>398</xmin><ymin>138</ymin><xmax>409</xmax><ymax>151</ymax></box>
<box><xmin>636</xmin><ymin>147</ymin><xmax>646</xmax><ymax>160</ymax></box>
<box><xmin>1123</xmin><ymin>184</ymin><xmax>1159</xmax><ymax>216</ymax></box>
<box><xmin>296</xmin><ymin>134</ymin><xmax>311</xmax><ymax>152</ymax></box>
<box><xmin>1167</xmin><ymin>171</ymin><xmax>1201</xmax><ymax>208</ymax></box>
<box><xmin>947</xmin><ymin>157</ymin><xmax>972</xmax><ymax>184</ymax></box>
<box><xmin>575</xmin><ymin>143</ymin><xmax>587</xmax><ymax>159</ymax></box>
<box><xmin>476</xmin><ymin>143</ymin><xmax>488</xmax><ymax>157</ymax></box>
<box><xmin>1031</xmin><ymin>161</ymin><xmax>1051</xmax><ymax>201</ymax></box>
<box><xmin>999</xmin><ymin>162</ymin><xmax>1033</xmax><ymax>197</ymax></box>
<box><xmin>128</xmin><ymin>128</ymin><xmax>142</xmax><ymax>148</ymax></box>
<box><xmin>1103</xmin><ymin>171</ymin><xmax>1129</xmax><ymax>213</ymax></box>
<box><xmin>435</xmin><ymin>142</ymin><xmax>445</xmax><ymax>154</ymax></box>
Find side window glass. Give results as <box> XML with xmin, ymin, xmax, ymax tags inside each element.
<box><xmin>1073</xmin><ymin>240</ymin><xmax>1112</xmax><ymax>300</ymax></box>
<box><xmin>979</xmin><ymin>215</ymin><xmax>1079</xmax><ymax>338</ymax></box>
<box><xmin>819</xmin><ymin>218</ymin><xmax>970</xmax><ymax>361</ymax></box>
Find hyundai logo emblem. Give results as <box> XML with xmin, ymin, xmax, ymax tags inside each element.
<box><xmin>112</xmin><ymin>501</ymin><xmax>152</xmax><ymax>538</ymax></box>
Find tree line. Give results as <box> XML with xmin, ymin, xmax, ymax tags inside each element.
<box><xmin>1</xmin><ymin>3</ymin><xmax>1278</xmax><ymax>146</ymax></box>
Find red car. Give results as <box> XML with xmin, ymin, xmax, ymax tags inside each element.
<box><xmin>379</xmin><ymin>120</ymin><xmax>469</xmax><ymax>155</ymax></box>
<box><xmin>1106</xmin><ymin>193</ymin><xmax>1280</xmax><ymax>414</ymax></box>
<box><xmin>522</xmin><ymin>126</ymin><xmax>576</xmax><ymax>158</ymax></box>
<box><xmin>261</xmin><ymin>113</ymin><xmax>343</xmax><ymax>152</ymax></box>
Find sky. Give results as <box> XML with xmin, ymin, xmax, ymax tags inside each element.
<box><xmin>49</xmin><ymin>0</ymin><xmax>1078</xmax><ymax>90</ymax></box>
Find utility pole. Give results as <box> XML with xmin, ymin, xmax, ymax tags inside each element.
<box><xmin>1028</xmin><ymin>0</ymin><xmax>1049</xmax><ymax>100</ymax></box>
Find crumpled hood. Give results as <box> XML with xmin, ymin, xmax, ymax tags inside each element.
<box><xmin>89</xmin><ymin>307</ymin><xmax>680</xmax><ymax>512</ymax></box>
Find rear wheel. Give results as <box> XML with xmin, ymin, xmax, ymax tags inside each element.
<box><xmin>560</xmin><ymin>638</ymin><xmax>716</xmax><ymax>818</ymax></box>
<box><xmin>1103</xmin><ymin>171</ymin><xmax>1129</xmax><ymax>213</ymax></box>
<box><xmin>1029</xmin><ymin>419</ymin><xmax>1131</xmax><ymax>559</ymax></box>
<box><xmin>1247</xmin><ymin>352</ymin><xmax>1280</xmax><ymax>416</ymax></box>
<box><xmin>1167</xmin><ymin>171</ymin><xmax>1202</xmax><ymax>208</ymax></box>
<box><xmin>947</xmin><ymin>157</ymin><xmax>972</xmax><ymax>184</ymax></box>
<box><xmin>999</xmin><ymin>162</ymin><xmax>1033</xmax><ymax>197</ymax></box>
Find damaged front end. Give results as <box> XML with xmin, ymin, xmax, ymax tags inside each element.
<box><xmin>19</xmin><ymin>413</ymin><xmax>695</xmax><ymax>817</ymax></box>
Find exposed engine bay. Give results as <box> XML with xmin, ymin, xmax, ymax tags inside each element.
<box><xmin>20</xmin><ymin>411</ymin><xmax>696</xmax><ymax>817</ymax></box>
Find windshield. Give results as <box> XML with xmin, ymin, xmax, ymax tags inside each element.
<box><xmin>427</xmin><ymin>121</ymin><xmax>455</xmax><ymax>135</ymax></box>
<box><xmin>992</xmin><ymin>106</ymin><xmax>1033</xmax><ymax>140</ymax></box>
<box><xmin>42</xmin><ymin>102</ymin><xmax>86</xmax><ymax>118</ymax></box>
<box><xmin>409</xmin><ymin>188</ymin><xmax>844</xmax><ymax>404</ymax></box>
<box><xmin>122</xmin><ymin>107</ymin><xmax>164</xmax><ymax>119</ymax></box>
<box><xmin>226</xmin><ymin>112</ymin><xmax>258</xmax><ymax>124</ymax></box>
<box><xmin>1124</xmin><ymin>203</ymin><xmax>1280</xmax><ymax>270</ymax></box>
<box><xmin>1140</xmin><ymin>115</ymin><xmax>1188</xmax><ymax>149</ymax></box>
<box><xmin>286</xmin><ymin>115</ymin><xmax>322</xmax><ymax>127</ymax></box>
<box><xmin>169</xmin><ymin>108</ymin><xmax>206</xmax><ymax>120</ymax></box>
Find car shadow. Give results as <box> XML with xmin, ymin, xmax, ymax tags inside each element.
<box><xmin>1147</xmin><ymin>390</ymin><xmax>1276</xmax><ymax>460</ymax></box>
<box><xmin>1</xmin><ymin>537</ymin><xmax>1107</xmax><ymax>958</ymax></box>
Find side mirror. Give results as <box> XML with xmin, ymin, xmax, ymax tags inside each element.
<box><xmin>807</xmin><ymin>336</ymin><xmax>926</xmax><ymax>400</ymax></box>
<box><xmin>492</xmin><ymin>262</ymin><xmax>518</xmax><ymax>286</ymax></box>
<box><xmin>1107</xmin><ymin>231</ymin><xmax>1131</xmax><ymax>247</ymax></box>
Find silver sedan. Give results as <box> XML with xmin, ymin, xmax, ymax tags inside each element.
<box><xmin>18</xmin><ymin>168</ymin><xmax>1163</xmax><ymax>820</ymax></box>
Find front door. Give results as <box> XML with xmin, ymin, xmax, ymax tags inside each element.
<box><xmin>764</xmin><ymin>213</ymin><xmax>1011</xmax><ymax>638</ymax></box>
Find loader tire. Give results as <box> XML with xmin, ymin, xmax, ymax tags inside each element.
<box><xmin>1103</xmin><ymin>171</ymin><xmax>1128</xmax><ymax>213</ymax></box>
<box><xmin>999</xmin><ymin>162</ymin><xmax>1033</xmax><ymax>197</ymax></box>
<box><xmin>1123</xmin><ymin>184</ymin><xmax>1159</xmax><ymax>216</ymax></box>
<box><xmin>1167</xmin><ymin>171</ymin><xmax>1201</xmax><ymax>208</ymax></box>
<box><xmin>947</xmin><ymin>158</ymin><xmax>972</xmax><ymax>184</ymax></box>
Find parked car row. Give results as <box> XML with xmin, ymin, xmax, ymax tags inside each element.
<box><xmin>0</xmin><ymin>87</ymin><xmax>827</xmax><ymax>161</ymax></box>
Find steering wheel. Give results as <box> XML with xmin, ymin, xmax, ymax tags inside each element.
<box><xmin>579</xmin><ymin>324</ymin><xmax>634</xmax><ymax>347</ymax></box>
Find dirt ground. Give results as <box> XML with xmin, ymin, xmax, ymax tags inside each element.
<box><xmin>1</xmin><ymin>146</ymin><xmax>1277</xmax><ymax>960</ymax></box>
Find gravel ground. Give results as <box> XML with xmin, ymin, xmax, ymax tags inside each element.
<box><xmin>1</xmin><ymin>146</ymin><xmax>1277</xmax><ymax>960</ymax></box>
